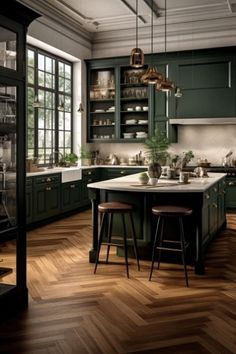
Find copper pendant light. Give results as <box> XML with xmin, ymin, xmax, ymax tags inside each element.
<box><xmin>142</xmin><ymin>0</ymin><xmax>163</xmax><ymax>84</ymax></box>
<box><xmin>156</xmin><ymin>0</ymin><xmax>175</xmax><ymax>91</ymax></box>
<box><xmin>130</xmin><ymin>0</ymin><xmax>144</xmax><ymax>68</ymax></box>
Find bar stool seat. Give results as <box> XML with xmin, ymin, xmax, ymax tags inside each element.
<box><xmin>94</xmin><ymin>201</ymin><xmax>140</xmax><ymax>278</ymax></box>
<box><xmin>149</xmin><ymin>205</ymin><xmax>192</xmax><ymax>287</ymax></box>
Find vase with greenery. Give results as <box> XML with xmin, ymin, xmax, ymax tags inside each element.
<box><xmin>143</xmin><ymin>129</ymin><xmax>170</xmax><ymax>184</ymax></box>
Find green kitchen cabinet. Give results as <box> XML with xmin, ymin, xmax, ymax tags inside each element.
<box><xmin>33</xmin><ymin>174</ymin><xmax>61</xmax><ymax>222</ymax></box>
<box><xmin>81</xmin><ymin>169</ymin><xmax>99</xmax><ymax>206</ymax></box>
<box><xmin>61</xmin><ymin>180</ymin><xmax>81</xmax><ymax>212</ymax></box>
<box><xmin>225</xmin><ymin>178</ymin><xmax>236</xmax><ymax>210</ymax></box>
<box><xmin>218</xmin><ymin>179</ymin><xmax>226</xmax><ymax>227</ymax></box>
<box><xmin>86</xmin><ymin>58</ymin><xmax>152</xmax><ymax>143</ymax></box>
<box><xmin>100</xmin><ymin>167</ymin><xmax>147</xmax><ymax>181</ymax></box>
<box><xmin>26</xmin><ymin>177</ymin><xmax>33</xmax><ymax>224</ymax></box>
<box><xmin>209</xmin><ymin>184</ymin><xmax>218</xmax><ymax>238</ymax></box>
<box><xmin>169</xmin><ymin>53</ymin><xmax>236</xmax><ymax>119</ymax></box>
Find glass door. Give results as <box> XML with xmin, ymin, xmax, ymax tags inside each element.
<box><xmin>0</xmin><ymin>84</ymin><xmax>17</xmax><ymax>288</ymax></box>
<box><xmin>0</xmin><ymin>26</ymin><xmax>17</xmax><ymax>71</ymax></box>
<box><xmin>88</xmin><ymin>68</ymin><xmax>116</xmax><ymax>141</ymax></box>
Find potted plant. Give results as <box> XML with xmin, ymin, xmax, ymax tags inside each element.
<box><xmin>79</xmin><ymin>145</ymin><xmax>92</xmax><ymax>166</ymax></box>
<box><xmin>143</xmin><ymin>129</ymin><xmax>170</xmax><ymax>185</ymax></box>
<box><xmin>59</xmin><ymin>152</ymin><xmax>78</xmax><ymax>167</ymax></box>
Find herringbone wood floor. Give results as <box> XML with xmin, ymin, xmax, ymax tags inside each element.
<box><xmin>0</xmin><ymin>211</ymin><xmax>236</xmax><ymax>354</ymax></box>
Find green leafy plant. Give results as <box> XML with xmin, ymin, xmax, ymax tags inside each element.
<box><xmin>59</xmin><ymin>152</ymin><xmax>78</xmax><ymax>166</ymax></box>
<box><xmin>78</xmin><ymin>145</ymin><xmax>92</xmax><ymax>160</ymax></box>
<box><xmin>143</xmin><ymin>129</ymin><xmax>170</xmax><ymax>164</ymax></box>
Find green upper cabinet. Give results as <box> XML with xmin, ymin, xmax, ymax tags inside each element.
<box><xmin>86</xmin><ymin>57</ymin><xmax>152</xmax><ymax>143</ymax></box>
<box><xmin>169</xmin><ymin>52</ymin><xmax>236</xmax><ymax>118</ymax></box>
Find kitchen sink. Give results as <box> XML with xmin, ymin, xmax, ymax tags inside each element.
<box><xmin>45</xmin><ymin>166</ymin><xmax>82</xmax><ymax>182</ymax></box>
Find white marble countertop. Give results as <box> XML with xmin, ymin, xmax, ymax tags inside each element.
<box><xmin>26</xmin><ymin>165</ymin><xmax>147</xmax><ymax>177</ymax></box>
<box><xmin>87</xmin><ymin>172</ymin><xmax>226</xmax><ymax>193</ymax></box>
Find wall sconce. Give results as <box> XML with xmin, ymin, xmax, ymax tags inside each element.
<box><xmin>57</xmin><ymin>99</ymin><xmax>64</xmax><ymax>111</ymax></box>
<box><xmin>77</xmin><ymin>103</ymin><xmax>84</xmax><ymax>112</ymax></box>
<box><xmin>32</xmin><ymin>95</ymin><xmax>41</xmax><ymax>108</ymax></box>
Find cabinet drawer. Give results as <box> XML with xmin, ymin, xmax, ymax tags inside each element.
<box><xmin>82</xmin><ymin>169</ymin><xmax>96</xmax><ymax>178</ymax></box>
<box><xmin>35</xmin><ymin>174</ymin><xmax>61</xmax><ymax>185</ymax></box>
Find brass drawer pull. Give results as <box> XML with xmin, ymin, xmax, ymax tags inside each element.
<box><xmin>205</xmin><ymin>193</ymin><xmax>210</xmax><ymax>200</ymax></box>
<box><xmin>46</xmin><ymin>187</ymin><xmax>51</xmax><ymax>191</ymax></box>
<box><xmin>212</xmin><ymin>203</ymin><xmax>218</xmax><ymax>208</ymax></box>
<box><xmin>46</xmin><ymin>177</ymin><xmax>52</xmax><ymax>182</ymax></box>
<box><xmin>70</xmin><ymin>184</ymin><xmax>75</xmax><ymax>189</ymax></box>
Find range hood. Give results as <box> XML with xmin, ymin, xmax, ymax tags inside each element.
<box><xmin>169</xmin><ymin>118</ymin><xmax>236</xmax><ymax>125</ymax></box>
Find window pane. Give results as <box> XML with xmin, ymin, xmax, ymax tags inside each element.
<box><xmin>59</xmin><ymin>77</ymin><xmax>64</xmax><ymax>92</ymax></box>
<box><xmin>65</xmin><ymin>79</ymin><xmax>71</xmax><ymax>93</ymax></box>
<box><xmin>58</xmin><ymin>111</ymin><xmax>64</xmax><ymax>129</ymax></box>
<box><xmin>46</xmin><ymin>57</ymin><xmax>52</xmax><ymax>73</ymax></box>
<box><xmin>38</xmin><ymin>70</ymin><xmax>44</xmax><ymax>86</ymax></box>
<box><xmin>38</xmin><ymin>130</ymin><xmax>45</xmax><ymax>147</ymax></box>
<box><xmin>59</xmin><ymin>131</ymin><xmax>64</xmax><ymax>147</ymax></box>
<box><xmin>65</xmin><ymin>96</ymin><xmax>71</xmax><ymax>112</ymax></box>
<box><xmin>38</xmin><ymin>90</ymin><xmax>45</xmax><ymax>106</ymax></box>
<box><xmin>65</xmin><ymin>132</ymin><xmax>71</xmax><ymax>147</ymax></box>
<box><xmin>45</xmin><ymin>130</ymin><xmax>52</xmax><ymax>148</ymax></box>
<box><xmin>27</xmin><ymin>129</ymin><xmax>34</xmax><ymax>148</ymax></box>
<box><xmin>65</xmin><ymin>64</ymin><xmax>71</xmax><ymax>79</ymax></box>
<box><xmin>45</xmin><ymin>110</ymin><xmax>52</xmax><ymax>129</ymax></box>
<box><xmin>59</xmin><ymin>62</ymin><xmax>64</xmax><ymax>76</ymax></box>
<box><xmin>38</xmin><ymin>109</ymin><xmax>44</xmax><ymax>128</ymax></box>
<box><xmin>27</xmin><ymin>49</ymin><xmax>35</xmax><ymax>67</ymax></box>
<box><xmin>27</xmin><ymin>109</ymin><xmax>34</xmax><ymax>129</ymax></box>
<box><xmin>38</xmin><ymin>54</ymin><xmax>45</xmax><ymax>70</ymax></box>
<box><xmin>28</xmin><ymin>67</ymin><xmax>34</xmax><ymax>84</ymax></box>
<box><xmin>45</xmin><ymin>91</ymin><xmax>53</xmax><ymax>108</ymax></box>
<box><xmin>45</xmin><ymin>73</ymin><xmax>53</xmax><ymax>88</ymax></box>
<box><xmin>65</xmin><ymin>113</ymin><xmax>71</xmax><ymax>130</ymax></box>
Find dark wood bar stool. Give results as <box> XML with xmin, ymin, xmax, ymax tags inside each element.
<box><xmin>149</xmin><ymin>205</ymin><xmax>192</xmax><ymax>287</ymax></box>
<box><xmin>94</xmin><ymin>201</ymin><xmax>140</xmax><ymax>278</ymax></box>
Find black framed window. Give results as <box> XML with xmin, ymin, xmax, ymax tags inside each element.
<box><xmin>26</xmin><ymin>46</ymin><xmax>73</xmax><ymax>165</ymax></box>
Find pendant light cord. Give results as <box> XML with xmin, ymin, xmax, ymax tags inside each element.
<box><xmin>136</xmin><ymin>0</ymin><xmax>138</xmax><ymax>48</ymax></box>
<box><xmin>164</xmin><ymin>0</ymin><xmax>166</xmax><ymax>55</ymax></box>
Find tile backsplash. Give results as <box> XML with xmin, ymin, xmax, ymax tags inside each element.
<box><xmin>91</xmin><ymin>125</ymin><xmax>236</xmax><ymax>165</ymax></box>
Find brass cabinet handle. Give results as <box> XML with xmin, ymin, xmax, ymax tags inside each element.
<box><xmin>213</xmin><ymin>187</ymin><xmax>217</xmax><ymax>192</ymax></box>
<box><xmin>212</xmin><ymin>203</ymin><xmax>218</xmax><ymax>208</ymax></box>
<box><xmin>120</xmin><ymin>170</ymin><xmax>125</xmax><ymax>174</ymax></box>
<box><xmin>205</xmin><ymin>193</ymin><xmax>210</xmax><ymax>199</ymax></box>
<box><xmin>88</xmin><ymin>171</ymin><xmax>92</xmax><ymax>175</ymax></box>
<box><xmin>228</xmin><ymin>181</ymin><xmax>236</xmax><ymax>186</ymax></box>
<box><xmin>46</xmin><ymin>186</ymin><xmax>51</xmax><ymax>191</ymax></box>
<box><xmin>70</xmin><ymin>184</ymin><xmax>75</xmax><ymax>189</ymax></box>
<box><xmin>46</xmin><ymin>177</ymin><xmax>51</xmax><ymax>182</ymax></box>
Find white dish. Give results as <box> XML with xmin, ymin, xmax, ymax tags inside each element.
<box><xmin>143</xmin><ymin>107</ymin><xmax>149</xmax><ymax>111</ymax></box>
<box><xmin>135</xmin><ymin>106</ymin><xmax>141</xmax><ymax>111</ymax></box>
<box><xmin>94</xmin><ymin>109</ymin><xmax>104</xmax><ymax>112</ymax></box>
<box><xmin>127</xmin><ymin>108</ymin><xmax>134</xmax><ymax>111</ymax></box>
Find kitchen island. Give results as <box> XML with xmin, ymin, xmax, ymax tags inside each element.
<box><xmin>88</xmin><ymin>173</ymin><xmax>226</xmax><ymax>274</ymax></box>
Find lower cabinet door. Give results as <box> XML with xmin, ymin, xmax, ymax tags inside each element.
<box><xmin>61</xmin><ymin>181</ymin><xmax>81</xmax><ymax>212</ymax></box>
<box><xmin>34</xmin><ymin>184</ymin><xmax>61</xmax><ymax>221</ymax></box>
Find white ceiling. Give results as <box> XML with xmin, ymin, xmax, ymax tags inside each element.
<box><xmin>18</xmin><ymin>0</ymin><xmax>236</xmax><ymax>33</ymax></box>
<box><xmin>17</xmin><ymin>0</ymin><xmax>236</xmax><ymax>58</ymax></box>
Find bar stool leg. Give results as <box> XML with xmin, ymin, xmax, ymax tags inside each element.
<box><xmin>94</xmin><ymin>213</ymin><xmax>106</xmax><ymax>274</ymax></box>
<box><xmin>179</xmin><ymin>217</ymin><xmax>189</xmax><ymax>287</ymax></box>
<box><xmin>106</xmin><ymin>213</ymin><xmax>113</xmax><ymax>263</ymax></box>
<box><xmin>149</xmin><ymin>215</ymin><xmax>161</xmax><ymax>281</ymax></box>
<box><xmin>129</xmin><ymin>213</ymin><xmax>140</xmax><ymax>271</ymax></box>
<box><xmin>157</xmin><ymin>217</ymin><xmax>164</xmax><ymax>270</ymax></box>
<box><xmin>122</xmin><ymin>214</ymin><xmax>129</xmax><ymax>278</ymax></box>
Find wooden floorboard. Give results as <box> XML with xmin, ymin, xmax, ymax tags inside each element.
<box><xmin>0</xmin><ymin>210</ymin><xmax>236</xmax><ymax>354</ymax></box>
